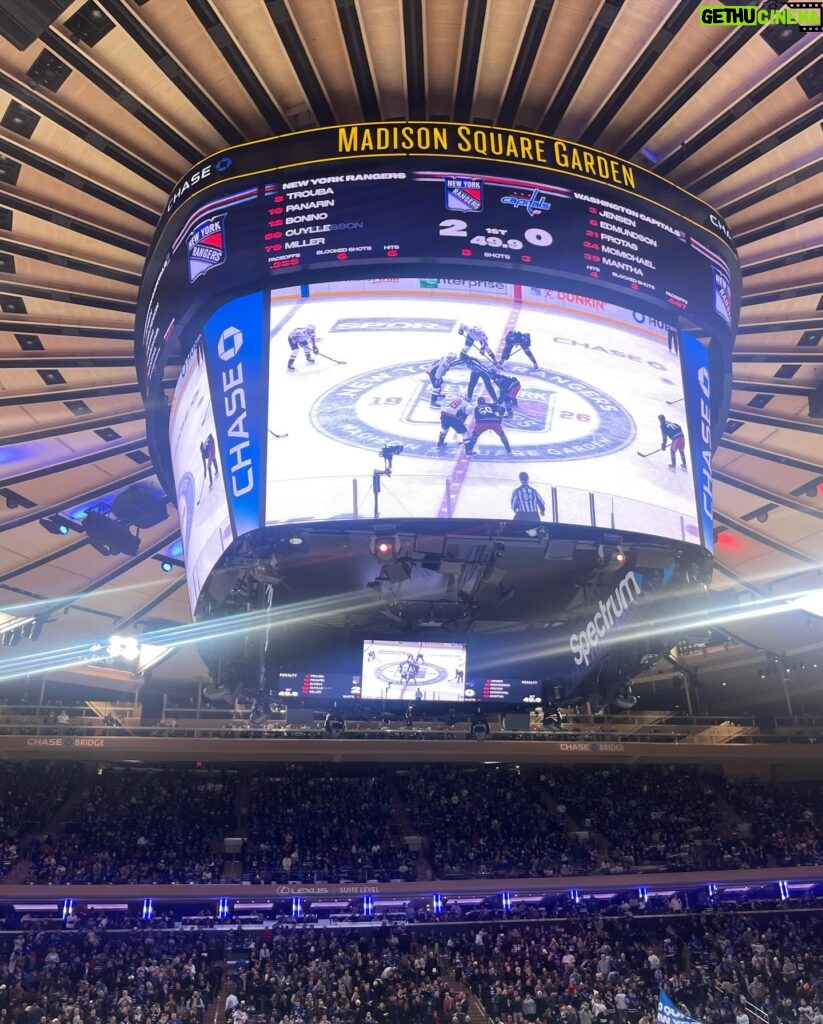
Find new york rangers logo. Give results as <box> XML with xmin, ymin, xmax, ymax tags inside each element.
<box><xmin>186</xmin><ymin>215</ymin><xmax>227</xmax><ymax>283</ymax></box>
<box><xmin>445</xmin><ymin>178</ymin><xmax>483</xmax><ymax>212</ymax></box>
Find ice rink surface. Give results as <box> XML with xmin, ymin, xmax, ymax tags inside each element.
<box><xmin>265</xmin><ymin>286</ymin><xmax>700</xmax><ymax>543</ymax></box>
<box><xmin>361</xmin><ymin>640</ymin><xmax>467</xmax><ymax>701</ymax></box>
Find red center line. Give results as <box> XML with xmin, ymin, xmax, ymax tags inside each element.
<box><xmin>437</xmin><ymin>284</ymin><xmax>523</xmax><ymax>517</ymax></box>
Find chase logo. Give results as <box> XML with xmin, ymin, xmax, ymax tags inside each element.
<box><xmin>311</xmin><ymin>362</ymin><xmax>634</xmax><ymax>462</ymax></box>
<box><xmin>217</xmin><ymin>325</ymin><xmax>243</xmax><ymax>361</ymax></box>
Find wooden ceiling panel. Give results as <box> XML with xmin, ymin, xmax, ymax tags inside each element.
<box><xmin>517</xmin><ymin>0</ymin><xmax>602</xmax><ymax>128</ymax></box>
<box><xmin>471</xmin><ymin>0</ymin><xmax>532</xmax><ymax>124</ymax></box>
<box><xmin>726</xmin><ymin>175</ymin><xmax>822</xmax><ymax>235</ymax></box>
<box><xmin>219</xmin><ymin>0</ymin><xmax>312</xmax><ymax>128</ymax></box>
<box><xmin>423</xmin><ymin>0</ymin><xmax>465</xmax><ymax>119</ymax></box>
<box><xmin>556</xmin><ymin>0</ymin><xmax>669</xmax><ymax>143</ymax></box>
<box><xmin>136</xmin><ymin>1</ymin><xmax>271</xmax><ymax>141</ymax></box>
<box><xmin>702</xmin><ymin>126</ymin><xmax>823</xmax><ymax>210</ymax></box>
<box><xmin>63</xmin><ymin>15</ymin><xmax>224</xmax><ymax>156</ymax></box>
<box><xmin>288</xmin><ymin>0</ymin><xmax>362</xmax><ymax>124</ymax></box>
<box><xmin>594</xmin><ymin>11</ymin><xmax>729</xmax><ymax>159</ymax></box>
<box><xmin>356</xmin><ymin>0</ymin><xmax>407</xmax><ymax>120</ymax></box>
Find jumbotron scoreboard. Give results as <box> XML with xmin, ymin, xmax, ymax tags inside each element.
<box><xmin>137</xmin><ymin>123</ymin><xmax>741</xmax><ymax>701</ymax></box>
<box><xmin>138</xmin><ymin>122</ymin><xmax>739</xmax><ymax>401</ymax></box>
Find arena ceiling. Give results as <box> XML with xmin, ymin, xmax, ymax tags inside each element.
<box><xmin>0</xmin><ymin>0</ymin><xmax>821</xmax><ymax>715</ymax></box>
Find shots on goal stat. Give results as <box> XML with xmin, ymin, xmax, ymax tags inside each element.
<box><xmin>264</xmin><ymin>279</ymin><xmax>699</xmax><ymax>545</ymax></box>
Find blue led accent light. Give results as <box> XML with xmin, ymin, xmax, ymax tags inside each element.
<box><xmin>142</xmin><ymin>898</ymin><xmax>154</xmax><ymax>920</ymax></box>
<box><xmin>292</xmin><ymin>897</ymin><xmax>303</xmax><ymax>918</ymax></box>
<box><xmin>432</xmin><ymin>893</ymin><xmax>443</xmax><ymax>914</ymax></box>
<box><xmin>62</xmin><ymin>899</ymin><xmax>73</xmax><ymax>920</ymax></box>
<box><xmin>501</xmin><ymin>892</ymin><xmax>512</xmax><ymax>912</ymax></box>
<box><xmin>362</xmin><ymin>895</ymin><xmax>374</xmax><ymax>917</ymax></box>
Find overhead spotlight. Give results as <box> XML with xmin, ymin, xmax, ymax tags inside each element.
<box><xmin>324</xmin><ymin>713</ymin><xmax>345</xmax><ymax>737</ymax></box>
<box><xmin>470</xmin><ymin>714</ymin><xmax>490</xmax><ymax>741</ymax></box>
<box><xmin>372</xmin><ymin>536</ymin><xmax>396</xmax><ymax>563</ymax></box>
<box><xmin>106</xmin><ymin>634</ymin><xmax>140</xmax><ymax>661</ymax></box>
<box><xmin>159</xmin><ymin>560</ymin><xmax>173</xmax><ymax>573</ymax></box>
<box><xmin>755</xmin><ymin>511</ymin><xmax>769</xmax><ymax>524</ymax></box>
<box><xmin>82</xmin><ymin>509</ymin><xmax>140</xmax><ymax>556</ymax></box>
<box><xmin>493</xmin><ymin>541</ymin><xmax>506</xmax><ymax>557</ymax></box>
<box><xmin>39</xmin><ymin>515</ymin><xmax>74</xmax><ymax>536</ymax></box>
<box><xmin>287</xmin><ymin>533</ymin><xmax>304</xmax><ymax>546</ymax></box>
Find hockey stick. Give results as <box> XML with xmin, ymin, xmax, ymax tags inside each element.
<box><xmin>268</xmin><ymin>428</ymin><xmax>289</xmax><ymax>439</ymax></box>
<box><xmin>195</xmin><ymin>475</ymin><xmax>208</xmax><ymax>505</ymax></box>
<box><xmin>636</xmin><ymin>448</ymin><xmax>661</xmax><ymax>458</ymax></box>
<box><xmin>315</xmin><ymin>350</ymin><xmax>346</xmax><ymax>366</ymax></box>
<box><xmin>666</xmin><ymin>397</ymin><xmax>684</xmax><ymax>406</ymax></box>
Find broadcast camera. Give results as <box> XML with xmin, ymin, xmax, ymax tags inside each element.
<box><xmin>380</xmin><ymin>444</ymin><xmax>404</xmax><ymax>460</ymax></box>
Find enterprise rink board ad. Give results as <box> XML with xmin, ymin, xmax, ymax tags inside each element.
<box><xmin>263</xmin><ymin>279</ymin><xmax>700</xmax><ymax>543</ymax></box>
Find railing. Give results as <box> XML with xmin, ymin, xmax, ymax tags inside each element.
<box><xmin>1</xmin><ymin>702</ymin><xmax>823</xmax><ymax>746</ymax></box>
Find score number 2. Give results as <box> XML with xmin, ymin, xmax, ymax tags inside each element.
<box><xmin>439</xmin><ymin>219</ymin><xmax>552</xmax><ymax>249</ymax></box>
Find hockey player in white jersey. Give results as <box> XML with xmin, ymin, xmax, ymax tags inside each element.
<box><xmin>286</xmin><ymin>325</ymin><xmax>318</xmax><ymax>371</ymax></box>
<box><xmin>458</xmin><ymin>323</ymin><xmax>498</xmax><ymax>365</ymax></box>
<box><xmin>428</xmin><ymin>352</ymin><xmax>460</xmax><ymax>408</ymax></box>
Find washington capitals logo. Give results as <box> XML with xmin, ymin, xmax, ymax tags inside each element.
<box><xmin>501</xmin><ymin>188</ymin><xmax>552</xmax><ymax>216</ymax></box>
<box><xmin>186</xmin><ymin>215</ymin><xmax>227</xmax><ymax>283</ymax></box>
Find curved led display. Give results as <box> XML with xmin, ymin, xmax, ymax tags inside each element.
<box><xmin>142</xmin><ymin>125</ymin><xmax>741</xmax><ymax>614</ymax></box>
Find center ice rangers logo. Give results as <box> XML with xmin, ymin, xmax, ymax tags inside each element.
<box><xmin>312</xmin><ymin>362</ymin><xmax>634</xmax><ymax>461</ymax></box>
<box><xmin>186</xmin><ymin>215</ymin><xmax>227</xmax><ymax>283</ymax></box>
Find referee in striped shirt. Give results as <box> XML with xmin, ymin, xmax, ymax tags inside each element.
<box><xmin>511</xmin><ymin>471</ymin><xmax>546</xmax><ymax>522</ymax></box>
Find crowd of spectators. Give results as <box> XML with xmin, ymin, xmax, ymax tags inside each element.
<box><xmin>244</xmin><ymin>771</ymin><xmax>417</xmax><ymax>884</ymax></box>
<box><xmin>5</xmin><ymin>906</ymin><xmax>823</xmax><ymax>1024</ymax></box>
<box><xmin>26</xmin><ymin>768</ymin><xmax>239</xmax><ymax>885</ymax></box>
<box><xmin>0</xmin><ymin>763</ymin><xmax>81</xmax><ymax>881</ymax></box>
<box><xmin>0</xmin><ymin>763</ymin><xmax>822</xmax><ymax>885</ymax></box>
<box><xmin>544</xmin><ymin>765</ymin><xmax>730</xmax><ymax>873</ymax></box>
<box><xmin>0</xmin><ymin>923</ymin><xmax>222</xmax><ymax>1024</ymax></box>
<box><xmin>716</xmin><ymin>776</ymin><xmax>823</xmax><ymax>868</ymax></box>
<box><xmin>396</xmin><ymin>767</ymin><xmax>597</xmax><ymax>878</ymax></box>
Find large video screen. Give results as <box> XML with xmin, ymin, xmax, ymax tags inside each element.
<box><xmin>138</xmin><ymin>124</ymin><xmax>740</xmax><ymax>403</ymax></box>
<box><xmin>261</xmin><ymin>279</ymin><xmax>700</xmax><ymax>541</ymax></box>
<box><xmin>168</xmin><ymin>343</ymin><xmax>233</xmax><ymax>610</ymax></box>
<box><xmin>362</xmin><ymin>640</ymin><xmax>467</xmax><ymax>701</ymax></box>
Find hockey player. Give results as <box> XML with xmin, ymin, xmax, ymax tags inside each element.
<box><xmin>286</xmin><ymin>325</ymin><xmax>318</xmax><ymax>371</ymax></box>
<box><xmin>464</xmin><ymin>399</ymin><xmax>513</xmax><ymax>456</ymax></box>
<box><xmin>437</xmin><ymin>395</ymin><xmax>474</xmax><ymax>448</ymax></box>
<box><xmin>492</xmin><ymin>369</ymin><xmax>521</xmax><ymax>417</ymax></box>
<box><xmin>200</xmin><ymin>433</ymin><xmax>218</xmax><ymax>487</ymax></box>
<box><xmin>500</xmin><ymin>329</ymin><xmax>538</xmax><ymax>369</ymax></box>
<box><xmin>428</xmin><ymin>352</ymin><xmax>460</xmax><ymax>407</ymax></box>
<box><xmin>458</xmin><ymin>323</ymin><xmax>498</xmax><ymax>365</ymax></box>
<box><xmin>659</xmin><ymin>414</ymin><xmax>687</xmax><ymax>470</ymax></box>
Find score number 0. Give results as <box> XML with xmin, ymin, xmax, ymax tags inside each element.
<box><xmin>440</xmin><ymin>219</ymin><xmax>552</xmax><ymax>250</ymax></box>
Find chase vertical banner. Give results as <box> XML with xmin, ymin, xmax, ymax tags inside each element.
<box><xmin>682</xmin><ymin>330</ymin><xmax>713</xmax><ymax>554</ymax></box>
<box><xmin>203</xmin><ymin>291</ymin><xmax>269</xmax><ymax>539</ymax></box>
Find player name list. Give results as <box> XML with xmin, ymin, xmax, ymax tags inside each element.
<box><xmin>264</xmin><ymin>173</ymin><xmax>405</xmax><ymax>271</ymax></box>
